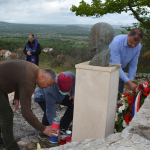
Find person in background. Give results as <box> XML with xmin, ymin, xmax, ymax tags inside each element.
<box><xmin>34</xmin><ymin>71</ymin><xmax>75</xmax><ymax>140</ymax></box>
<box><xmin>0</xmin><ymin>60</ymin><xmax>57</xmax><ymax>150</ymax></box>
<box><xmin>23</xmin><ymin>33</ymin><xmax>41</xmax><ymax>66</ymax></box>
<box><xmin>109</xmin><ymin>28</ymin><xmax>143</xmax><ymax>100</ymax></box>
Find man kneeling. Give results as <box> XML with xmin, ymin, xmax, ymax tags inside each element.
<box><xmin>34</xmin><ymin>71</ymin><xmax>75</xmax><ymax>139</ymax></box>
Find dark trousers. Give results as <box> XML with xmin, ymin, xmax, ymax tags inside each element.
<box><xmin>0</xmin><ymin>89</ymin><xmax>20</xmax><ymax>150</ymax></box>
<box><xmin>38</xmin><ymin>95</ymin><xmax>74</xmax><ymax>130</ymax></box>
<box><xmin>118</xmin><ymin>67</ymin><xmax>127</xmax><ymax>100</ymax></box>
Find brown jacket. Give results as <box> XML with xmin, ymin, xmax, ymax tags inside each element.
<box><xmin>0</xmin><ymin>60</ymin><xmax>45</xmax><ymax>132</ymax></box>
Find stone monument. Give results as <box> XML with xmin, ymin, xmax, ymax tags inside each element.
<box><xmin>72</xmin><ymin>22</ymin><xmax>121</xmax><ymax>142</ymax></box>
<box><xmin>89</xmin><ymin>22</ymin><xmax>114</xmax><ymax>66</ymax></box>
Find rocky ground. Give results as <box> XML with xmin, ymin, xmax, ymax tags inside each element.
<box><xmin>0</xmin><ymin>93</ymin><xmax>67</xmax><ymax>150</ymax></box>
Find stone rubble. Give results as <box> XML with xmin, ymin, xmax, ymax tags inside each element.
<box><xmin>134</xmin><ymin>73</ymin><xmax>150</xmax><ymax>79</ymax></box>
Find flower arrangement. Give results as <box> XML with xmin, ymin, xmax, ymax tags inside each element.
<box><xmin>115</xmin><ymin>81</ymin><xmax>150</xmax><ymax>132</ymax></box>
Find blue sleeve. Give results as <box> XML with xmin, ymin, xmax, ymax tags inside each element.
<box><xmin>128</xmin><ymin>46</ymin><xmax>141</xmax><ymax>81</ymax></box>
<box><xmin>109</xmin><ymin>41</ymin><xmax>129</xmax><ymax>83</ymax></box>
<box><xmin>43</xmin><ymin>88</ymin><xmax>56</xmax><ymax>126</ymax></box>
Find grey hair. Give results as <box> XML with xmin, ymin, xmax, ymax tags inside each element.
<box><xmin>42</xmin><ymin>68</ymin><xmax>57</xmax><ymax>82</ymax></box>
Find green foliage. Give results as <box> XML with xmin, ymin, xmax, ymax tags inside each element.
<box><xmin>70</xmin><ymin>0</ymin><xmax>150</xmax><ymax>29</ymax></box>
<box><xmin>0</xmin><ymin>55</ymin><xmax>6</xmax><ymax>61</ymax></box>
<box><xmin>120</xmin><ymin>30</ymin><xmax>127</xmax><ymax>34</ymax></box>
<box><xmin>39</xmin><ymin>53</ymin><xmax>48</xmax><ymax>62</ymax></box>
<box><xmin>50</xmin><ymin>57</ymin><xmax>66</xmax><ymax>68</ymax></box>
<box><xmin>0</xmin><ymin>39</ymin><xmax>26</xmax><ymax>51</ymax></box>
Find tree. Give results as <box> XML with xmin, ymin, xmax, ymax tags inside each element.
<box><xmin>70</xmin><ymin>0</ymin><xmax>150</xmax><ymax>29</ymax></box>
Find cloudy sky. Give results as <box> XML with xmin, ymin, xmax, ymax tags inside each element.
<box><xmin>0</xmin><ymin>0</ymin><xmax>138</xmax><ymax>25</ymax></box>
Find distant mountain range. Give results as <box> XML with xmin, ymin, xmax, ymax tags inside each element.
<box><xmin>0</xmin><ymin>21</ymin><xmax>122</xmax><ymax>30</ymax></box>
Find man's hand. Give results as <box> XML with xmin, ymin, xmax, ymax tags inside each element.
<box><xmin>57</xmin><ymin>132</ymin><xmax>60</xmax><ymax>143</ymax></box>
<box><xmin>43</xmin><ymin>126</ymin><xmax>57</xmax><ymax>137</ymax></box>
<box><xmin>13</xmin><ymin>99</ymin><xmax>19</xmax><ymax>111</ymax></box>
<box><xmin>125</xmin><ymin>80</ymin><xmax>137</xmax><ymax>92</ymax></box>
<box><xmin>69</xmin><ymin>96</ymin><xmax>74</xmax><ymax>104</ymax></box>
<box><xmin>27</xmin><ymin>51</ymin><xmax>32</xmax><ymax>56</ymax></box>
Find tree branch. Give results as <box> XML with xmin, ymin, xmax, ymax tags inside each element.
<box><xmin>128</xmin><ymin>1</ymin><xmax>150</xmax><ymax>28</ymax></box>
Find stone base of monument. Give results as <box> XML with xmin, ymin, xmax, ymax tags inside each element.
<box><xmin>72</xmin><ymin>61</ymin><xmax>121</xmax><ymax>142</ymax></box>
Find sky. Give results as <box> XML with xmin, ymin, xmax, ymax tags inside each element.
<box><xmin>0</xmin><ymin>0</ymin><xmax>138</xmax><ymax>25</ymax></box>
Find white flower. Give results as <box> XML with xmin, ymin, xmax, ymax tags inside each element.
<box><xmin>122</xmin><ymin>101</ymin><xmax>129</xmax><ymax>108</ymax></box>
<box><xmin>136</xmin><ymin>88</ymin><xmax>139</xmax><ymax>93</ymax></box>
<box><xmin>122</xmin><ymin>120</ymin><xmax>128</xmax><ymax>128</ymax></box>
<box><xmin>121</xmin><ymin>95</ymin><xmax>127</xmax><ymax>102</ymax></box>
<box><xmin>115</xmin><ymin>113</ymin><xmax>118</xmax><ymax>121</ymax></box>
<box><xmin>118</xmin><ymin>105</ymin><xmax>125</xmax><ymax>113</ymax></box>
<box><xmin>120</xmin><ymin>98</ymin><xmax>124</xmax><ymax>101</ymax></box>
<box><xmin>114</xmin><ymin>129</ymin><xmax>117</xmax><ymax>133</ymax></box>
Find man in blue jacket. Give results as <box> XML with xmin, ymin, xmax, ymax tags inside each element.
<box><xmin>109</xmin><ymin>28</ymin><xmax>143</xmax><ymax>99</ymax></box>
<box><xmin>34</xmin><ymin>71</ymin><xmax>75</xmax><ymax>139</ymax></box>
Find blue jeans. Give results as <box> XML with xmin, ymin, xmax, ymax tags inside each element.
<box><xmin>38</xmin><ymin>95</ymin><xmax>74</xmax><ymax>130</ymax></box>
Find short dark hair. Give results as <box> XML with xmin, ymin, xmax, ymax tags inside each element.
<box><xmin>129</xmin><ymin>28</ymin><xmax>143</xmax><ymax>41</ymax></box>
<box><xmin>29</xmin><ymin>33</ymin><xmax>34</xmax><ymax>38</ymax></box>
<box><xmin>42</xmin><ymin>68</ymin><xmax>57</xmax><ymax>82</ymax></box>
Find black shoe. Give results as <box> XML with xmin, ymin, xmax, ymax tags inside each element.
<box><xmin>68</xmin><ymin>125</ymin><xmax>72</xmax><ymax>131</ymax></box>
<box><xmin>0</xmin><ymin>140</ymin><xmax>4</xmax><ymax>147</ymax></box>
<box><xmin>38</xmin><ymin>132</ymin><xmax>48</xmax><ymax>140</ymax></box>
<box><xmin>59</xmin><ymin>128</ymin><xmax>66</xmax><ymax>135</ymax></box>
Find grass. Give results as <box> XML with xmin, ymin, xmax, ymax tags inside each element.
<box><xmin>39</xmin><ymin>62</ymin><xmax>76</xmax><ymax>74</ymax></box>
<box><xmin>137</xmin><ymin>66</ymin><xmax>150</xmax><ymax>73</ymax></box>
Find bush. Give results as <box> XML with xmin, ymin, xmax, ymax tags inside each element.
<box><xmin>39</xmin><ymin>53</ymin><xmax>48</xmax><ymax>62</ymax></box>
<box><xmin>65</xmin><ymin>47</ymin><xmax>95</xmax><ymax>67</ymax></box>
<box><xmin>50</xmin><ymin>57</ymin><xmax>65</xmax><ymax>67</ymax></box>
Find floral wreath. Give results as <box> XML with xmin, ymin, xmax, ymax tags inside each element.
<box><xmin>115</xmin><ymin>81</ymin><xmax>150</xmax><ymax>132</ymax></box>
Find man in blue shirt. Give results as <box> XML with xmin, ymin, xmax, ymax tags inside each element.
<box><xmin>34</xmin><ymin>71</ymin><xmax>75</xmax><ymax>139</ymax></box>
<box><xmin>109</xmin><ymin>28</ymin><xmax>143</xmax><ymax>99</ymax></box>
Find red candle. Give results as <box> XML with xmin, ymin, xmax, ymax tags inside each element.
<box><xmin>66</xmin><ymin>130</ymin><xmax>72</xmax><ymax>143</ymax></box>
<box><xmin>60</xmin><ymin>135</ymin><xmax>66</xmax><ymax>145</ymax></box>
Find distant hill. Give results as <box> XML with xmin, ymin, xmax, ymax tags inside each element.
<box><xmin>0</xmin><ymin>21</ymin><xmax>123</xmax><ymax>37</ymax></box>
<box><xmin>65</xmin><ymin>25</ymin><xmax>81</xmax><ymax>29</ymax></box>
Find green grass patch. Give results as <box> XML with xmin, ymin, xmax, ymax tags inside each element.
<box><xmin>137</xmin><ymin>67</ymin><xmax>150</xmax><ymax>73</ymax></box>
<box><xmin>39</xmin><ymin>62</ymin><xmax>76</xmax><ymax>74</ymax></box>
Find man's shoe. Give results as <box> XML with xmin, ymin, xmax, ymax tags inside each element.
<box><xmin>0</xmin><ymin>140</ymin><xmax>4</xmax><ymax>147</ymax></box>
<box><xmin>38</xmin><ymin>132</ymin><xmax>48</xmax><ymax>140</ymax></box>
<box><xmin>68</xmin><ymin>125</ymin><xmax>72</xmax><ymax>131</ymax></box>
<box><xmin>59</xmin><ymin>128</ymin><xmax>66</xmax><ymax>135</ymax></box>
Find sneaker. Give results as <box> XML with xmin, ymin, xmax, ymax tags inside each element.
<box><xmin>0</xmin><ymin>140</ymin><xmax>4</xmax><ymax>147</ymax></box>
<box><xmin>38</xmin><ymin>132</ymin><xmax>48</xmax><ymax>140</ymax></box>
